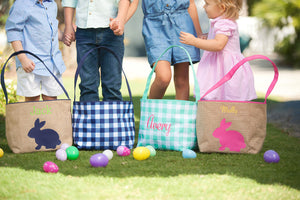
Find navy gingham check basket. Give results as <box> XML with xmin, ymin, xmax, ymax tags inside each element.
<box><xmin>137</xmin><ymin>45</ymin><xmax>200</xmax><ymax>151</ymax></box>
<box><xmin>72</xmin><ymin>46</ymin><xmax>135</xmax><ymax>150</ymax></box>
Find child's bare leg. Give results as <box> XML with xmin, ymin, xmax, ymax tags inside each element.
<box><xmin>25</xmin><ymin>96</ymin><xmax>40</xmax><ymax>102</ymax></box>
<box><xmin>42</xmin><ymin>94</ymin><xmax>57</xmax><ymax>101</ymax></box>
<box><xmin>174</xmin><ymin>62</ymin><xmax>189</xmax><ymax>100</ymax></box>
<box><xmin>149</xmin><ymin>61</ymin><xmax>171</xmax><ymax>99</ymax></box>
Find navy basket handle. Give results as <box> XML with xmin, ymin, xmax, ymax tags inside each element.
<box><xmin>1</xmin><ymin>50</ymin><xmax>70</xmax><ymax>104</ymax></box>
<box><xmin>74</xmin><ymin>46</ymin><xmax>133</xmax><ymax>101</ymax></box>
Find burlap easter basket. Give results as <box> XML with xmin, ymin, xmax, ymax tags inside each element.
<box><xmin>1</xmin><ymin>50</ymin><xmax>72</xmax><ymax>153</ymax></box>
<box><xmin>196</xmin><ymin>55</ymin><xmax>279</xmax><ymax>154</ymax></box>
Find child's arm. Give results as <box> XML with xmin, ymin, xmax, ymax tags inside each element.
<box><xmin>58</xmin><ymin>29</ymin><xmax>63</xmax><ymax>41</ymax></box>
<box><xmin>180</xmin><ymin>32</ymin><xmax>228</xmax><ymax>52</ymax></box>
<box><xmin>110</xmin><ymin>0</ymin><xmax>130</xmax><ymax>36</ymax></box>
<box><xmin>63</xmin><ymin>7</ymin><xmax>76</xmax><ymax>46</ymax></box>
<box><xmin>11</xmin><ymin>41</ymin><xmax>35</xmax><ymax>73</ymax></box>
<box><xmin>125</xmin><ymin>0</ymin><xmax>139</xmax><ymax>23</ymax></box>
<box><xmin>188</xmin><ymin>0</ymin><xmax>203</xmax><ymax>37</ymax></box>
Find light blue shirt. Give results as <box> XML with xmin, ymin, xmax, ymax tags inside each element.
<box><xmin>5</xmin><ymin>0</ymin><xmax>65</xmax><ymax>76</ymax></box>
<box><xmin>62</xmin><ymin>0</ymin><xmax>131</xmax><ymax>28</ymax></box>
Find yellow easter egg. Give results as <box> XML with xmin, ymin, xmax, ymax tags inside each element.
<box><xmin>0</xmin><ymin>148</ymin><xmax>4</xmax><ymax>158</ymax></box>
<box><xmin>133</xmin><ymin>147</ymin><xmax>150</xmax><ymax>161</ymax></box>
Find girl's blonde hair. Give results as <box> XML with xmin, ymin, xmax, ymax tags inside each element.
<box><xmin>217</xmin><ymin>0</ymin><xmax>243</xmax><ymax>20</ymax></box>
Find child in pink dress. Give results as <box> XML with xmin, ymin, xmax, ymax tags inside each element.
<box><xmin>179</xmin><ymin>0</ymin><xmax>257</xmax><ymax>101</ymax></box>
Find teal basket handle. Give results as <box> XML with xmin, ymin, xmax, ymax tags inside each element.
<box><xmin>142</xmin><ymin>45</ymin><xmax>200</xmax><ymax>101</ymax></box>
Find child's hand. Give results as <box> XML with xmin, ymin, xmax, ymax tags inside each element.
<box><xmin>63</xmin><ymin>33</ymin><xmax>73</xmax><ymax>46</ymax></box>
<box><xmin>20</xmin><ymin>56</ymin><xmax>35</xmax><ymax>73</ymax></box>
<box><xmin>109</xmin><ymin>18</ymin><xmax>125</xmax><ymax>36</ymax></box>
<box><xmin>63</xmin><ymin>24</ymin><xmax>76</xmax><ymax>46</ymax></box>
<box><xmin>179</xmin><ymin>31</ymin><xmax>197</xmax><ymax>46</ymax></box>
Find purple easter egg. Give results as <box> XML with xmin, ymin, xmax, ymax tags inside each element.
<box><xmin>90</xmin><ymin>153</ymin><xmax>109</xmax><ymax>167</ymax></box>
<box><xmin>56</xmin><ymin>149</ymin><xmax>67</xmax><ymax>161</ymax></box>
<box><xmin>43</xmin><ymin>161</ymin><xmax>59</xmax><ymax>173</ymax></box>
<box><xmin>264</xmin><ymin>150</ymin><xmax>280</xmax><ymax>163</ymax></box>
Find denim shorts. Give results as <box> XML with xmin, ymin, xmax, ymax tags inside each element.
<box><xmin>142</xmin><ymin>2</ymin><xmax>200</xmax><ymax>66</ymax></box>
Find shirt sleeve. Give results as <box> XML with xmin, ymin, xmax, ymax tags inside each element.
<box><xmin>214</xmin><ymin>19</ymin><xmax>237</xmax><ymax>37</ymax></box>
<box><xmin>5</xmin><ymin>2</ymin><xmax>27</xmax><ymax>42</ymax></box>
<box><xmin>62</xmin><ymin>0</ymin><xmax>78</xmax><ymax>8</ymax></box>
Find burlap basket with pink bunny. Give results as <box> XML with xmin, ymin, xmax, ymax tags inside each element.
<box><xmin>196</xmin><ymin>55</ymin><xmax>278</xmax><ymax>154</ymax></box>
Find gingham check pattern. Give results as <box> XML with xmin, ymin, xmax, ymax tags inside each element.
<box><xmin>72</xmin><ymin>101</ymin><xmax>135</xmax><ymax>150</ymax></box>
<box><xmin>137</xmin><ymin>99</ymin><xmax>197</xmax><ymax>151</ymax></box>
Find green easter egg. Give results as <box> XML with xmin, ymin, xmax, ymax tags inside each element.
<box><xmin>66</xmin><ymin>146</ymin><xmax>79</xmax><ymax>160</ymax></box>
<box><xmin>146</xmin><ymin>145</ymin><xmax>156</xmax><ymax>157</ymax></box>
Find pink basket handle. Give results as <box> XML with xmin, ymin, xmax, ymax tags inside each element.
<box><xmin>200</xmin><ymin>55</ymin><xmax>279</xmax><ymax>103</ymax></box>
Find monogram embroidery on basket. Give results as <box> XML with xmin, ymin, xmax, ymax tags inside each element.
<box><xmin>146</xmin><ymin>114</ymin><xmax>171</xmax><ymax>136</ymax></box>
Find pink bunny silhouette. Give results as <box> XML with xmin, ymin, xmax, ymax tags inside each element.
<box><xmin>212</xmin><ymin>118</ymin><xmax>246</xmax><ymax>152</ymax></box>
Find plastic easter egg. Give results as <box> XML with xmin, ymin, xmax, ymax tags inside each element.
<box><xmin>90</xmin><ymin>153</ymin><xmax>109</xmax><ymax>167</ymax></box>
<box><xmin>103</xmin><ymin>149</ymin><xmax>113</xmax><ymax>160</ymax></box>
<box><xmin>133</xmin><ymin>147</ymin><xmax>151</xmax><ymax>161</ymax></box>
<box><xmin>264</xmin><ymin>150</ymin><xmax>280</xmax><ymax>163</ymax></box>
<box><xmin>182</xmin><ymin>149</ymin><xmax>197</xmax><ymax>159</ymax></box>
<box><xmin>60</xmin><ymin>143</ymin><xmax>70</xmax><ymax>150</ymax></box>
<box><xmin>66</xmin><ymin>146</ymin><xmax>79</xmax><ymax>160</ymax></box>
<box><xmin>56</xmin><ymin>149</ymin><xmax>67</xmax><ymax>161</ymax></box>
<box><xmin>146</xmin><ymin>145</ymin><xmax>156</xmax><ymax>157</ymax></box>
<box><xmin>43</xmin><ymin>161</ymin><xmax>59</xmax><ymax>173</ymax></box>
<box><xmin>0</xmin><ymin>148</ymin><xmax>4</xmax><ymax>158</ymax></box>
<box><xmin>117</xmin><ymin>146</ymin><xmax>131</xmax><ymax>156</ymax></box>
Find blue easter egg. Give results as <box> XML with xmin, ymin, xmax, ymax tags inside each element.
<box><xmin>182</xmin><ymin>149</ymin><xmax>197</xmax><ymax>159</ymax></box>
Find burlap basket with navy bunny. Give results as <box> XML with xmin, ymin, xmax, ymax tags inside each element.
<box><xmin>1</xmin><ymin>50</ymin><xmax>73</xmax><ymax>153</ymax></box>
<box><xmin>72</xmin><ymin>46</ymin><xmax>135</xmax><ymax>150</ymax></box>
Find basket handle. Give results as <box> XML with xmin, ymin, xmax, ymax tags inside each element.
<box><xmin>199</xmin><ymin>55</ymin><xmax>279</xmax><ymax>103</ymax></box>
<box><xmin>142</xmin><ymin>45</ymin><xmax>200</xmax><ymax>102</ymax></box>
<box><xmin>74</xmin><ymin>46</ymin><xmax>132</xmax><ymax>101</ymax></box>
<box><xmin>1</xmin><ymin>50</ymin><xmax>70</xmax><ymax>104</ymax></box>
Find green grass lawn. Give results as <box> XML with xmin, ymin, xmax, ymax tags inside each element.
<box><xmin>0</xmin><ymin>77</ymin><xmax>299</xmax><ymax>200</ymax></box>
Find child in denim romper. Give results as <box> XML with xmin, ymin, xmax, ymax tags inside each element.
<box><xmin>142</xmin><ymin>0</ymin><xmax>203</xmax><ymax>100</ymax></box>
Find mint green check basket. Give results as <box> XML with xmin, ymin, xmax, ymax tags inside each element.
<box><xmin>137</xmin><ymin>45</ymin><xmax>200</xmax><ymax>151</ymax></box>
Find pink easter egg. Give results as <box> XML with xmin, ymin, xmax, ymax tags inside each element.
<box><xmin>116</xmin><ymin>146</ymin><xmax>131</xmax><ymax>156</ymax></box>
<box><xmin>43</xmin><ymin>161</ymin><xmax>59</xmax><ymax>173</ymax></box>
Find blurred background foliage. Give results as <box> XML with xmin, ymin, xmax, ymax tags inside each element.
<box><xmin>250</xmin><ymin>0</ymin><xmax>300</xmax><ymax>67</ymax></box>
<box><xmin>0</xmin><ymin>0</ymin><xmax>299</xmax><ymax>67</ymax></box>
<box><xmin>0</xmin><ymin>0</ymin><xmax>13</xmax><ymax>26</ymax></box>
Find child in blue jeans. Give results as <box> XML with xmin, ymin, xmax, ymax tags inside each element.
<box><xmin>62</xmin><ymin>0</ymin><xmax>135</xmax><ymax>102</ymax></box>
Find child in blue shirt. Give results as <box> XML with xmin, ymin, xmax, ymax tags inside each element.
<box><xmin>5</xmin><ymin>0</ymin><xmax>66</xmax><ymax>102</ymax></box>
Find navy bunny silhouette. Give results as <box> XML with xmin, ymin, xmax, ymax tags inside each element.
<box><xmin>28</xmin><ymin>118</ymin><xmax>61</xmax><ymax>150</ymax></box>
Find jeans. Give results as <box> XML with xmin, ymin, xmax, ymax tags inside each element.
<box><xmin>75</xmin><ymin>28</ymin><xmax>124</xmax><ymax>101</ymax></box>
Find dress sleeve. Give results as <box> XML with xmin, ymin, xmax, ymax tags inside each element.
<box><xmin>214</xmin><ymin>19</ymin><xmax>237</xmax><ymax>37</ymax></box>
<box><xmin>5</xmin><ymin>2</ymin><xmax>27</xmax><ymax>42</ymax></box>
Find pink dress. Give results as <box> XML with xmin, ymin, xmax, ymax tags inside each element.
<box><xmin>197</xmin><ymin>17</ymin><xmax>257</xmax><ymax>101</ymax></box>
